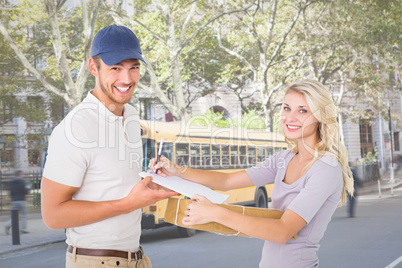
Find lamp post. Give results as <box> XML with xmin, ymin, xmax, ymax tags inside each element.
<box><xmin>0</xmin><ymin>135</ymin><xmax>5</xmax><ymax>159</ymax></box>
<box><xmin>0</xmin><ymin>135</ymin><xmax>6</xmax><ymax>210</ymax></box>
<box><xmin>387</xmin><ymin>86</ymin><xmax>395</xmax><ymax>195</ymax></box>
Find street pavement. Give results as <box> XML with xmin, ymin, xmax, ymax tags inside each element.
<box><xmin>0</xmin><ymin>176</ymin><xmax>401</xmax><ymax>258</ymax></box>
<box><xmin>0</xmin><ymin>211</ymin><xmax>66</xmax><ymax>257</ymax></box>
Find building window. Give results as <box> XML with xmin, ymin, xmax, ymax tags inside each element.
<box><xmin>359</xmin><ymin>119</ymin><xmax>374</xmax><ymax>157</ymax></box>
<box><xmin>27</xmin><ymin>96</ymin><xmax>43</xmax><ymax>109</ymax></box>
<box><xmin>26</xmin><ymin>96</ymin><xmax>45</xmax><ymax>123</ymax></box>
<box><xmin>0</xmin><ymin>96</ymin><xmax>17</xmax><ymax>123</ymax></box>
<box><xmin>27</xmin><ymin>134</ymin><xmax>42</xmax><ymax>166</ymax></box>
<box><xmin>394</xmin><ymin>132</ymin><xmax>400</xmax><ymax>151</ymax></box>
<box><xmin>50</xmin><ymin>96</ymin><xmax>67</xmax><ymax>125</ymax></box>
<box><xmin>1</xmin><ymin>134</ymin><xmax>16</xmax><ymax>168</ymax></box>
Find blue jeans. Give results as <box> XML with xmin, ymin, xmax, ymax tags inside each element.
<box><xmin>6</xmin><ymin>201</ymin><xmax>28</xmax><ymax>231</ymax></box>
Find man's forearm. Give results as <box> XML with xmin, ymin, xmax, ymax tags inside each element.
<box><xmin>42</xmin><ymin>198</ymin><xmax>132</xmax><ymax>230</ymax></box>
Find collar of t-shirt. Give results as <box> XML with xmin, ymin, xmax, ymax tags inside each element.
<box><xmin>83</xmin><ymin>91</ymin><xmax>141</xmax><ymax>145</ymax></box>
<box><xmin>84</xmin><ymin>91</ymin><xmax>131</xmax><ymax>123</ymax></box>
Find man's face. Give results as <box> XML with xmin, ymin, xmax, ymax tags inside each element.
<box><xmin>90</xmin><ymin>57</ymin><xmax>141</xmax><ymax>113</ymax></box>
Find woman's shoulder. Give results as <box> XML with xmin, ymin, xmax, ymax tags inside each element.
<box><xmin>317</xmin><ymin>153</ymin><xmax>341</xmax><ymax>168</ymax></box>
<box><xmin>311</xmin><ymin>154</ymin><xmax>343</xmax><ymax>179</ymax></box>
<box><xmin>274</xmin><ymin>149</ymin><xmax>294</xmax><ymax>159</ymax></box>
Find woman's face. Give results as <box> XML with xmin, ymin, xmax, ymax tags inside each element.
<box><xmin>280</xmin><ymin>91</ymin><xmax>320</xmax><ymax>144</ymax></box>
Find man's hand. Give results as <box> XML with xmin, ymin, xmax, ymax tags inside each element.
<box><xmin>121</xmin><ymin>176</ymin><xmax>178</xmax><ymax>213</ymax></box>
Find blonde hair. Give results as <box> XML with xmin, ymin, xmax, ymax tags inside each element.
<box><xmin>280</xmin><ymin>79</ymin><xmax>354</xmax><ymax>207</ymax></box>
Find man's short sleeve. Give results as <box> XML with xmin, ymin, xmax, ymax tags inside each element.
<box><xmin>42</xmin><ymin>122</ymin><xmax>88</xmax><ymax>188</ymax></box>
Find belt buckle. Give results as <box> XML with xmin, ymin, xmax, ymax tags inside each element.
<box><xmin>134</xmin><ymin>246</ymin><xmax>144</xmax><ymax>261</ymax></box>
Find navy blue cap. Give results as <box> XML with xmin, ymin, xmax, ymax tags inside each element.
<box><xmin>91</xmin><ymin>25</ymin><xmax>145</xmax><ymax>65</ymax></box>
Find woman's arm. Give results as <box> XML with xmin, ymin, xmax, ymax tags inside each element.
<box><xmin>182</xmin><ymin>195</ymin><xmax>306</xmax><ymax>244</ymax></box>
<box><xmin>149</xmin><ymin>156</ymin><xmax>254</xmax><ymax>191</ymax></box>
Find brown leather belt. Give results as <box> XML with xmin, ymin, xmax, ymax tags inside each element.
<box><xmin>67</xmin><ymin>246</ymin><xmax>143</xmax><ymax>260</ymax></box>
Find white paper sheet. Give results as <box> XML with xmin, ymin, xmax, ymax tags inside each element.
<box><xmin>139</xmin><ymin>171</ymin><xmax>229</xmax><ymax>204</ymax></box>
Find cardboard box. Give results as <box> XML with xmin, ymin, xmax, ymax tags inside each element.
<box><xmin>164</xmin><ymin>197</ymin><xmax>296</xmax><ymax>238</ymax></box>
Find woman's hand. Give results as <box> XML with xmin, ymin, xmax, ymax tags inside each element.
<box><xmin>182</xmin><ymin>194</ymin><xmax>221</xmax><ymax>226</ymax></box>
<box><xmin>148</xmin><ymin>155</ymin><xmax>182</xmax><ymax>177</ymax></box>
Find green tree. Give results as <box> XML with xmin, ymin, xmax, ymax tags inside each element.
<box><xmin>295</xmin><ymin>0</ymin><xmax>401</xmax><ymax>141</ymax></box>
<box><xmin>107</xmin><ymin>0</ymin><xmax>252</xmax><ymax>120</ymax></box>
<box><xmin>0</xmin><ymin>9</ymin><xmax>34</xmax><ymax>126</ymax></box>
<box><xmin>0</xmin><ymin>0</ymin><xmax>104</xmax><ymax>109</ymax></box>
<box><xmin>212</xmin><ymin>0</ymin><xmax>322</xmax><ymax>131</ymax></box>
<box><xmin>190</xmin><ymin>109</ymin><xmax>266</xmax><ymax>130</ymax></box>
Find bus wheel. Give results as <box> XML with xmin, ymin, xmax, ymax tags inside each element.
<box><xmin>177</xmin><ymin>226</ymin><xmax>196</xmax><ymax>237</ymax></box>
<box><xmin>256</xmin><ymin>189</ymin><xmax>268</xmax><ymax>208</ymax></box>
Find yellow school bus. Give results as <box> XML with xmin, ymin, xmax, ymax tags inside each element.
<box><xmin>140</xmin><ymin>120</ymin><xmax>287</xmax><ymax>237</ymax></box>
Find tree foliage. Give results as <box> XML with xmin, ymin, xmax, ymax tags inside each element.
<box><xmin>107</xmin><ymin>0</ymin><xmax>252</xmax><ymax>120</ymax></box>
<box><xmin>0</xmin><ymin>0</ymin><xmax>400</xmax><ymax>132</ymax></box>
<box><xmin>296</xmin><ymin>0</ymin><xmax>401</xmax><ymax>124</ymax></box>
<box><xmin>209</xmin><ymin>0</ymin><xmax>324</xmax><ymax>131</ymax></box>
<box><xmin>0</xmin><ymin>0</ymin><xmax>106</xmax><ymax>109</ymax></box>
<box><xmin>190</xmin><ymin>109</ymin><xmax>266</xmax><ymax>130</ymax></box>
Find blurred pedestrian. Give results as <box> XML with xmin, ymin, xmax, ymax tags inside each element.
<box><xmin>348</xmin><ymin>166</ymin><xmax>362</xmax><ymax>217</ymax></box>
<box><xmin>5</xmin><ymin>170</ymin><xmax>29</xmax><ymax>235</ymax></box>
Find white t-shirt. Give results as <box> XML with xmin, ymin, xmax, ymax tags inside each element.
<box><xmin>43</xmin><ymin>92</ymin><xmax>143</xmax><ymax>252</ymax></box>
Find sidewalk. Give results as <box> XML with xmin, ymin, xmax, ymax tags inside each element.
<box><xmin>0</xmin><ymin>177</ymin><xmax>401</xmax><ymax>257</ymax></box>
<box><xmin>0</xmin><ymin>211</ymin><xmax>66</xmax><ymax>257</ymax></box>
<box><xmin>359</xmin><ymin>167</ymin><xmax>402</xmax><ymax>196</ymax></box>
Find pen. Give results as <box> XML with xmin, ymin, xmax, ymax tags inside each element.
<box><xmin>155</xmin><ymin>138</ymin><xmax>163</xmax><ymax>174</ymax></box>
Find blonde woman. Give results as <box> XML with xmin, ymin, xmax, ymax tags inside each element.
<box><xmin>150</xmin><ymin>79</ymin><xmax>354</xmax><ymax>267</ymax></box>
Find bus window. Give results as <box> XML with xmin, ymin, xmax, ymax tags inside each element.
<box><xmin>239</xmin><ymin>146</ymin><xmax>247</xmax><ymax>167</ymax></box>
<box><xmin>142</xmin><ymin>138</ymin><xmax>155</xmax><ymax>170</ymax></box>
<box><xmin>257</xmin><ymin>146</ymin><xmax>265</xmax><ymax>163</ymax></box>
<box><xmin>190</xmin><ymin>144</ymin><xmax>201</xmax><ymax>168</ymax></box>
<box><xmin>266</xmin><ymin>147</ymin><xmax>273</xmax><ymax>157</ymax></box>
<box><xmin>274</xmin><ymin>147</ymin><xmax>281</xmax><ymax>153</ymax></box>
<box><xmin>162</xmin><ymin>142</ymin><xmax>174</xmax><ymax>162</ymax></box>
<box><xmin>211</xmin><ymin>144</ymin><xmax>220</xmax><ymax>169</ymax></box>
<box><xmin>230</xmin><ymin>145</ymin><xmax>239</xmax><ymax>167</ymax></box>
<box><xmin>201</xmin><ymin>144</ymin><xmax>211</xmax><ymax>169</ymax></box>
<box><xmin>221</xmin><ymin>144</ymin><xmax>230</xmax><ymax>168</ymax></box>
<box><xmin>176</xmin><ymin>143</ymin><xmax>189</xmax><ymax>166</ymax></box>
<box><xmin>282</xmin><ymin>147</ymin><xmax>287</xmax><ymax>151</ymax></box>
<box><xmin>139</xmin><ymin>120</ymin><xmax>287</xmax><ymax>233</ymax></box>
<box><xmin>248</xmin><ymin>146</ymin><xmax>257</xmax><ymax>166</ymax></box>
